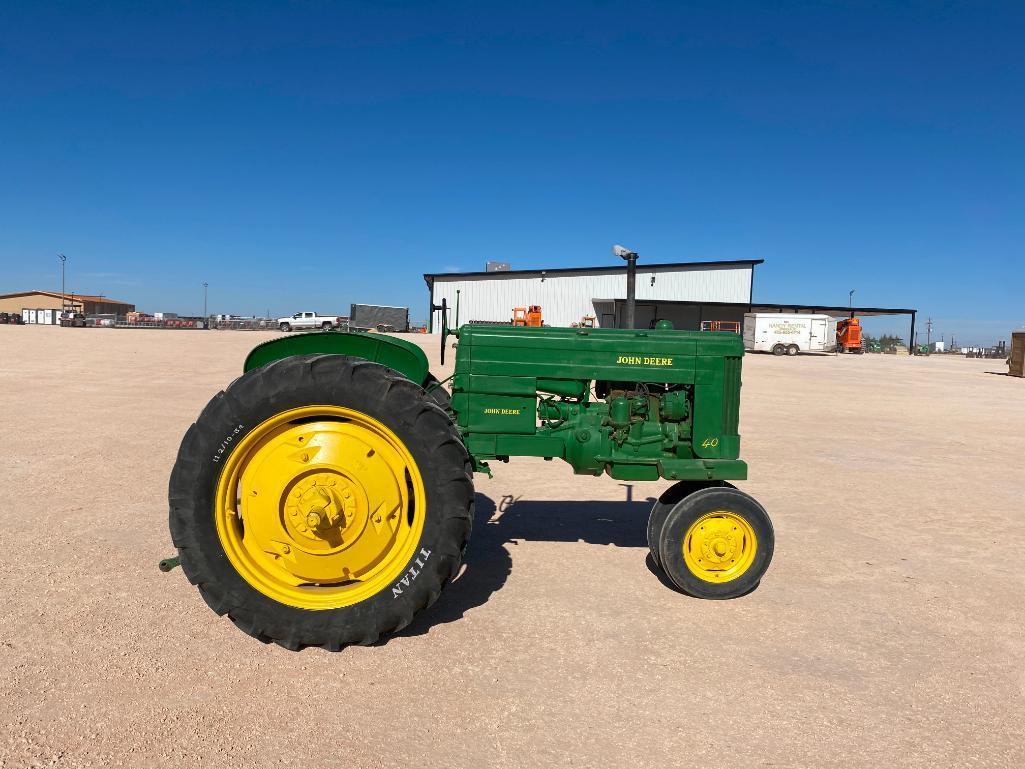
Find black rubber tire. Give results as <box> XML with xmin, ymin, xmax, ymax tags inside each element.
<box><xmin>168</xmin><ymin>354</ymin><xmax>474</xmax><ymax>651</ymax></box>
<box><xmin>279</xmin><ymin>322</ymin><xmax>291</xmax><ymax>332</ymax></box>
<box><xmin>772</xmin><ymin>344</ymin><xmax>785</xmax><ymax>356</ymax></box>
<box><xmin>658</xmin><ymin>487</ymin><xmax>774</xmax><ymax>600</ymax></box>
<box><xmin>786</xmin><ymin>344</ymin><xmax>799</xmax><ymax>356</ymax></box>
<box><xmin>646</xmin><ymin>480</ymin><xmax>734</xmax><ymax>570</ymax></box>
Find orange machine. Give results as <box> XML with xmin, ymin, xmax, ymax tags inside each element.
<box><xmin>836</xmin><ymin>317</ymin><xmax>863</xmax><ymax>353</ymax></box>
<box><xmin>512</xmin><ymin>305</ymin><xmax>543</xmax><ymax>327</ymax></box>
<box><xmin>699</xmin><ymin>320</ymin><xmax>741</xmax><ymax>333</ymax></box>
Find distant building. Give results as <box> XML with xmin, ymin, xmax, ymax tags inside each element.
<box><xmin>423</xmin><ymin>257</ymin><xmax>921</xmax><ymax>345</ymax></box>
<box><xmin>425</xmin><ymin>258</ymin><xmax>763</xmax><ymax>331</ymax></box>
<box><xmin>0</xmin><ymin>290</ymin><xmax>136</xmax><ymax>317</ymax></box>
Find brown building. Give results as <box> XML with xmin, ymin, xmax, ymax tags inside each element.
<box><xmin>0</xmin><ymin>290</ymin><xmax>136</xmax><ymax>317</ymax></box>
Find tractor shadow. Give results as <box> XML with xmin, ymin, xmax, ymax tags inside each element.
<box><xmin>397</xmin><ymin>490</ymin><xmax>657</xmax><ymax>638</ymax></box>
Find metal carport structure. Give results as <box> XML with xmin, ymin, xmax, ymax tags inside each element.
<box><xmin>594</xmin><ymin>298</ymin><xmax>918</xmax><ymax>349</ymax></box>
<box><xmin>750</xmin><ymin>303</ymin><xmax>919</xmax><ymax>351</ymax></box>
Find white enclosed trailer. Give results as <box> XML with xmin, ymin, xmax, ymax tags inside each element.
<box><xmin>743</xmin><ymin>313</ymin><xmax>835</xmax><ymax>356</ymax></box>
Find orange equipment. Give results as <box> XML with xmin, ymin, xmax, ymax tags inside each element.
<box><xmin>512</xmin><ymin>305</ymin><xmax>543</xmax><ymax>327</ymax></box>
<box><xmin>700</xmin><ymin>320</ymin><xmax>741</xmax><ymax>333</ymax></box>
<box><xmin>836</xmin><ymin>317</ymin><xmax>863</xmax><ymax>353</ymax></box>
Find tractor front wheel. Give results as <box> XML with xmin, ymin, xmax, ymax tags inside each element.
<box><xmin>656</xmin><ymin>486</ymin><xmax>773</xmax><ymax>599</ymax></box>
<box><xmin>168</xmin><ymin>354</ymin><xmax>474</xmax><ymax>650</ymax></box>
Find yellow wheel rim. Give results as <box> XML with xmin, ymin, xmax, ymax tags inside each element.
<box><xmin>682</xmin><ymin>511</ymin><xmax>757</xmax><ymax>583</ymax></box>
<box><xmin>214</xmin><ymin>405</ymin><xmax>426</xmax><ymax>610</ymax></box>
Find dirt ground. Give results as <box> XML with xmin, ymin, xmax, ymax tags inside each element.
<box><xmin>0</xmin><ymin>325</ymin><xmax>1023</xmax><ymax>769</ymax></box>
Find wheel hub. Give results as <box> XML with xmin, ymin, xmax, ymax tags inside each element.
<box><xmin>284</xmin><ymin>473</ymin><xmax>361</xmax><ymax>545</ymax></box>
<box><xmin>697</xmin><ymin>521</ymin><xmax>738</xmax><ymax>565</ymax></box>
<box><xmin>683</xmin><ymin>511</ymin><xmax>757</xmax><ymax>582</ymax></box>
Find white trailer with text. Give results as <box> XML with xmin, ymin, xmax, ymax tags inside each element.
<box><xmin>743</xmin><ymin>312</ymin><xmax>835</xmax><ymax>356</ymax></box>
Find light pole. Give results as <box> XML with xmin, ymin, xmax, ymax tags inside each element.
<box><xmin>203</xmin><ymin>282</ymin><xmax>208</xmax><ymax>321</ymax></box>
<box><xmin>59</xmin><ymin>254</ymin><xmax>67</xmax><ymax>312</ymax></box>
<box><xmin>848</xmin><ymin>289</ymin><xmax>855</xmax><ymax>310</ymax></box>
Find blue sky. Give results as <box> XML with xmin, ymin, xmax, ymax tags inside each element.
<box><xmin>1</xmin><ymin>1</ymin><xmax>1021</xmax><ymax>343</ymax></box>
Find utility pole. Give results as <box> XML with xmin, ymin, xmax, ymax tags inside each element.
<box><xmin>926</xmin><ymin>317</ymin><xmax>933</xmax><ymax>352</ymax></box>
<box><xmin>58</xmin><ymin>254</ymin><xmax>67</xmax><ymax>312</ymax></box>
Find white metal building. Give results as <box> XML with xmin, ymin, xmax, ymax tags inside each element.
<box><xmin>424</xmin><ymin>259</ymin><xmax>763</xmax><ymax>332</ymax></box>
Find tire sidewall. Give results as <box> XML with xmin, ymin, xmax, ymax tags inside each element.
<box><xmin>658</xmin><ymin>487</ymin><xmax>774</xmax><ymax>599</ymax></box>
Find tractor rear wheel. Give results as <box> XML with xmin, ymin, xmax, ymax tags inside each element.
<box><xmin>646</xmin><ymin>480</ymin><xmax>734</xmax><ymax>569</ymax></box>
<box><xmin>657</xmin><ymin>486</ymin><xmax>773</xmax><ymax>599</ymax></box>
<box><xmin>168</xmin><ymin>354</ymin><xmax>474</xmax><ymax>650</ymax></box>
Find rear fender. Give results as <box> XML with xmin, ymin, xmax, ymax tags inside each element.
<box><xmin>244</xmin><ymin>331</ymin><xmax>431</xmax><ymax>387</ymax></box>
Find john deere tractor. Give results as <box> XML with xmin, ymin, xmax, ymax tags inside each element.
<box><xmin>166</xmin><ymin>305</ymin><xmax>773</xmax><ymax>650</ymax></box>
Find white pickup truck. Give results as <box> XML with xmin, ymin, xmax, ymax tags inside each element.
<box><xmin>277</xmin><ymin>312</ymin><xmax>344</xmax><ymax>332</ymax></box>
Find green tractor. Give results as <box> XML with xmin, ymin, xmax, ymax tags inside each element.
<box><xmin>166</xmin><ymin>304</ymin><xmax>774</xmax><ymax>650</ymax></box>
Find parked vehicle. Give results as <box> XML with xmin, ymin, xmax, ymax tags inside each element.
<box><xmin>60</xmin><ymin>312</ymin><xmax>87</xmax><ymax>328</ymax></box>
<box><xmin>836</xmin><ymin>317</ymin><xmax>864</xmax><ymax>353</ymax></box>
<box><xmin>163</xmin><ymin>312</ymin><xmax>773</xmax><ymax>650</ymax></box>
<box><xmin>743</xmin><ymin>312</ymin><xmax>835</xmax><ymax>356</ymax></box>
<box><xmin>277</xmin><ymin>312</ymin><xmax>344</xmax><ymax>332</ymax></box>
<box><xmin>350</xmin><ymin>304</ymin><xmax>409</xmax><ymax>332</ymax></box>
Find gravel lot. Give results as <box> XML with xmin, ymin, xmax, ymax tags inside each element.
<box><xmin>1</xmin><ymin>325</ymin><xmax>1023</xmax><ymax>768</ymax></box>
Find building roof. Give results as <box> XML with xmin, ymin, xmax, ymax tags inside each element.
<box><xmin>0</xmin><ymin>290</ymin><xmax>133</xmax><ymax>304</ymax></box>
<box><xmin>750</xmin><ymin>301</ymin><xmax>916</xmax><ymax>316</ymax></box>
<box><xmin>424</xmin><ymin>258</ymin><xmax>764</xmax><ymax>288</ymax></box>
